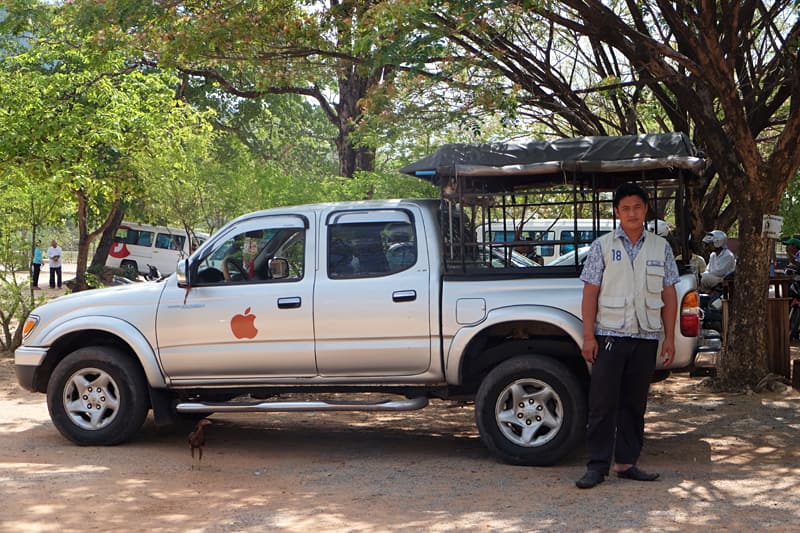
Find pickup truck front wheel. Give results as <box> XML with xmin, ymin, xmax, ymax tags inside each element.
<box><xmin>475</xmin><ymin>356</ymin><xmax>586</xmax><ymax>466</ymax></box>
<box><xmin>47</xmin><ymin>347</ymin><xmax>149</xmax><ymax>446</ymax></box>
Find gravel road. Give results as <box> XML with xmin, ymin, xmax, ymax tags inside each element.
<box><xmin>1</xmin><ymin>357</ymin><xmax>799</xmax><ymax>532</ymax></box>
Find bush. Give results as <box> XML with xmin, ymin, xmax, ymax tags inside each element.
<box><xmin>87</xmin><ymin>264</ymin><xmax>135</xmax><ymax>284</ymax></box>
<box><xmin>0</xmin><ymin>234</ymin><xmax>43</xmax><ymax>353</ymax></box>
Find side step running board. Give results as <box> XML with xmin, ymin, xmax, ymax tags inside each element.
<box><xmin>175</xmin><ymin>396</ymin><xmax>429</xmax><ymax>414</ymax></box>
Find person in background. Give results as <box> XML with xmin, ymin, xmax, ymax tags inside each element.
<box><xmin>516</xmin><ymin>238</ymin><xmax>545</xmax><ymax>265</ymax></box>
<box><xmin>700</xmin><ymin>230</ymin><xmax>736</xmax><ymax>292</ymax></box>
<box><xmin>674</xmin><ymin>238</ymin><xmax>707</xmax><ymax>284</ymax></box>
<box><xmin>782</xmin><ymin>237</ymin><xmax>800</xmax><ymax>274</ymax></box>
<box><xmin>47</xmin><ymin>239</ymin><xmax>63</xmax><ymax>289</ymax></box>
<box><xmin>386</xmin><ymin>227</ymin><xmax>417</xmax><ymax>271</ymax></box>
<box><xmin>31</xmin><ymin>240</ymin><xmax>43</xmax><ymax>290</ymax></box>
<box><xmin>687</xmin><ymin>239</ymin><xmax>707</xmax><ymax>279</ymax></box>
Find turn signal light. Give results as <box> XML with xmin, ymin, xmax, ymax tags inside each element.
<box><xmin>682</xmin><ymin>291</ymin><xmax>699</xmax><ymax>308</ymax></box>
<box><xmin>679</xmin><ymin>290</ymin><xmax>700</xmax><ymax>337</ymax></box>
<box><xmin>22</xmin><ymin>316</ymin><xmax>39</xmax><ymax>338</ymax></box>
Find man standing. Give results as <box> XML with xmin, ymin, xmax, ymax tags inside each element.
<box><xmin>31</xmin><ymin>240</ymin><xmax>43</xmax><ymax>289</ymax></box>
<box><xmin>47</xmin><ymin>239</ymin><xmax>63</xmax><ymax>289</ymax></box>
<box><xmin>575</xmin><ymin>182</ymin><xmax>679</xmax><ymax>489</ymax></box>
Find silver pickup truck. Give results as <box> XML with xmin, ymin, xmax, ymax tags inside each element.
<box><xmin>14</xmin><ymin>134</ymin><xmax>706</xmax><ymax>466</ymax></box>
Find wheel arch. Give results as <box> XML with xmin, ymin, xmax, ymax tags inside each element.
<box><xmin>31</xmin><ymin>317</ymin><xmax>165</xmax><ymax>393</ymax></box>
<box><xmin>446</xmin><ymin>306</ymin><xmax>589</xmax><ymax>393</ymax></box>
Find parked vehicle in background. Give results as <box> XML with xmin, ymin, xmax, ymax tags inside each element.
<box><xmin>479</xmin><ymin>219</ymin><xmax>615</xmax><ymax>264</ymax></box>
<box><xmin>105</xmin><ymin>222</ymin><xmax>209</xmax><ymax>276</ymax></box>
<box><xmin>548</xmin><ymin>245</ymin><xmax>592</xmax><ymax>266</ymax></box>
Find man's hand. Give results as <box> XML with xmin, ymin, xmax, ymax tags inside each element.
<box><xmin>582</xmin><ymin>335</ymin><xmax>599</xmax><ymax>363</ymax></box>
<box><xmin>660</xmin><ymin>337</ymin><xmax>675</xmax><ymax>367</ymax></box>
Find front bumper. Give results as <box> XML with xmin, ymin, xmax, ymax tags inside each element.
<box><xmin>14</xmin><ymin>346</ymin><xmax>48</xmax><ymax>392</ymax></box>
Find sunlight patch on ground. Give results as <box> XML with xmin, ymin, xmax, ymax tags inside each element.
<box><xmin>0</xmin><ymin>462</ymin><xmax>109</xmax><ymax>475</ymax></box>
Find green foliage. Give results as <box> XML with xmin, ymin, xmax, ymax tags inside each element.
<box><xmin>81</xmin><ymin>270</ymin><xmax>104</xmax><ymax>290</ymax></box>
<box><xmin>0</xmin><ymin>231</ymin><xmax>42</xmax><ymax>353</ymax></box>
<box><xmin>779</xmin><ymin>170</ymin><xmax>800</xmax><ymax>238</ymax></box>
<box><xmin>0</xmin><ymin>1</ymin><xmax>220</xmax><ymax>288</ymax></box>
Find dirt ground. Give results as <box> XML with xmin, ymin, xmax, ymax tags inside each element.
<box><xmin>1</xmin><ymin>355</ymin><xmax>799</xmax><ymax>533</ymax></box>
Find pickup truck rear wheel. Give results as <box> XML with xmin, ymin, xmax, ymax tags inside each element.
<box><xmin>475</xmin><ymin>356</ymin><xmax>586</xmax><ymax>466</ymax></box>
<box><xmin>47</xmin><ymin>347</ymin><xmax>149</xmax><ymax>446</ymax></box>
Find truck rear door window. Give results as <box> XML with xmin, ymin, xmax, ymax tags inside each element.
<box><xmin>327</xmin><ymin>212</ymin><xmax>416</xmax><ymax>279</ymax></box>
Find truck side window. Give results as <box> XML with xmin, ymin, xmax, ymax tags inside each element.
<box><xmin>328</xmin><ymin>221</ymin><xmax>416</xmax><ymax>279</ymax></box>
<box><xmin>196</xmin><ymin>226</ymin><xmax>305</xmax><ymax>284</ymax></box>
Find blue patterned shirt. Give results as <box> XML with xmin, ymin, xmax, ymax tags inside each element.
<box><xmin>580</xmin><ymin>226</ymin><xmax>680</xmax><ymax>340</ymax></box>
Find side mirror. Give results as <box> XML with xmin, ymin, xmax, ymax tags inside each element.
<box><xmin>176</xmin><ymin>259</ymin><xmax>191</xmax><ymax>287</ymax></box>
<box><xmin>269</xmin><ymin>258</ymin><xmax>289</xmax><ymax>279</ymax></box>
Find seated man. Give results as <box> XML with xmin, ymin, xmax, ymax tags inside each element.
<box><xmin>700</xmin><ymin>230</ymin><xmax>736</xmax><ymax>291</ymax></box>
<box><xmin>386</xmin><ymin>228</ymin><xmax>417</xmax><ymax>271</ymax></box>
<box><xmin>515</xmin><ymin>238</ymin><xmax>544</xmax><ymax>265</ymax></box>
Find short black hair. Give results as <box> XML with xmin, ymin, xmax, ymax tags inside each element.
<box><xmin>613</xmin><ymin>182</ymin><xmax>649</xmax><ymax>208</ymax></box>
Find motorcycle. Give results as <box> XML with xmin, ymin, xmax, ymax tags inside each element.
<box><xmin>699</xmin><ymin>288</ymin><xmax>725</xmax><ymax>333</ymax></box>
<box><xmin>144</xmin><ymin>264</ymin><xmax>162</xmax><ymax>282</ymax></box>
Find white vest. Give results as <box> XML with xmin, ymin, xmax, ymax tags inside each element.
<box><xmin>596</xmin><ymin>231</ymin><xmax>667</xmax><ymax>335</ymax></box>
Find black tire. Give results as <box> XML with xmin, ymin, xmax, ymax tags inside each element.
<box><xmin>475</xmin><ymin>356</ymin><xmax>586</xmax><ymax>466</ymax></box>
<box><xmin>47</xmin><ymin>347</ymin><xmax>149</xmax><ymax>446</ymax></box>
<box><xmin>120</xmin><ymin>260</ymin><xmax>139</xmax><ymax>278</ymax></box>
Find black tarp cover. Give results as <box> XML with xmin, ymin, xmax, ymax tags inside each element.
<box><xmin>399</xmin><ymin>133</ymin><xmax>705</xmax><ymax>189</ymax></box>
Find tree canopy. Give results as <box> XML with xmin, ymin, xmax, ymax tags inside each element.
<box><xmin>2</xmin><ymin>0</ymin><xmax>799</xmax><ymax>388</ymax></box>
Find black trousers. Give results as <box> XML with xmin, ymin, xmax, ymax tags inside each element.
<box><xmin>585</xmin><ymin>336</ymin><xmax>658</xmax><ymax>475</ymax></box>
<box><xmin>31</xmin><ymin>263</ymin><xmax>41</xmax><ymax>287</ymax></box>
<box><xmin>49</xmin><ymin>267</ymin><xmax>62</xmax><ymax>288</ymax></box>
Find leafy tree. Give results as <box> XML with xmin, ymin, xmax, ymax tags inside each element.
<box><xmin>70</xmin><ymin>0</ymin><xmax>416</xmax><ymax>177</ymax></box>
<box><xmin>382</xmin><ymin>1</ymin><xmax>800</xmax><ymax>389</ymax></box>
<box><xmin>0</xmin><ymin>2</ymin><xmax>215</xmax><ymax>290</ymax></box>
<box><xmin>527</xmin><ymin>1</ymin><xmax>800</xmax><ymax>389</ymax></box>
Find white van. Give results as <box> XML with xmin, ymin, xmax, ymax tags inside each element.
<box><xmin>106</xmin><ymin>222</ymin><xmax>209</xmax><ymax>276</ymax></box>
<box><xmin>479</xmin><ymin>218</ymin><xmax>616</xmax><ymax>264</ymax></box>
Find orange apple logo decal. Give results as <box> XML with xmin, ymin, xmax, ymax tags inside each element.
<box><xmin>231</xmin><ymin>307</ymin><xmax>258</xmax><ymax>339</ymax></box>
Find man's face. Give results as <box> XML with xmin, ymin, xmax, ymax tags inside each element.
<box><xmin>613</xmin><ymin>194</ymin><xmax>647</xmax><ymax>235</ymax></box>
<box><xmin>51</xmin><ymin>240</ymin><xmax>57</xmax><ymax>247</ymax></box>
<box><xmin>788</xmin><ymin>244</ymin><xmax>798</xmax><ymax>256</ymax></box>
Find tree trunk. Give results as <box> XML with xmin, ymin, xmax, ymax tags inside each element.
<box><xmin>73</xmin><ymin>190</ymin><xmax>122</xmax><ymax>292</ymax></box>
<box><xmin>718</xmin><ymin>217</ymin><xmax>771</xmax><ymax>388</ymax></box>
<box><xmin>90</xmin><ymin>207</ymin><xmax>125</xmax><ymax>270</ymax></box>
<box><xmin>334</xmin><ymin>66</ymin><xmax>377</xmax><ymax>178</ymax></box>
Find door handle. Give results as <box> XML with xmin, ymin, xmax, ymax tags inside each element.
<box><xmin>277</xmin><ymin>297</ymin><xmax>301</xmax><ymax>309</ymax></box>
<box><xmin>392</xmin><ymin>290</ymin><xmax>416</xmax><ymax>302</ymax></box>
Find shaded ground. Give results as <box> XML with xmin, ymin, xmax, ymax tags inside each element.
<box><xmin>1</xmin><ymin>354</ymin><xmax>799</xmax><ymax>533</ymax></box>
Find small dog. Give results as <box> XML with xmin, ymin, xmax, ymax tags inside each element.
<box><xmin>189</xmin><ymin>418</ymin><xmax>212</xmax><ymax>466</ymax></box>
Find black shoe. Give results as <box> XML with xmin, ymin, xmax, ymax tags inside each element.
<box><xmin>576</xmin><ymin>470</ymin><xmax>605</xmax><ymax>489</ymax></box>
<box><xmin>616</xmin><ymin>466</ymin><xmax>659</xmax><ymax>481</ymax></box>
